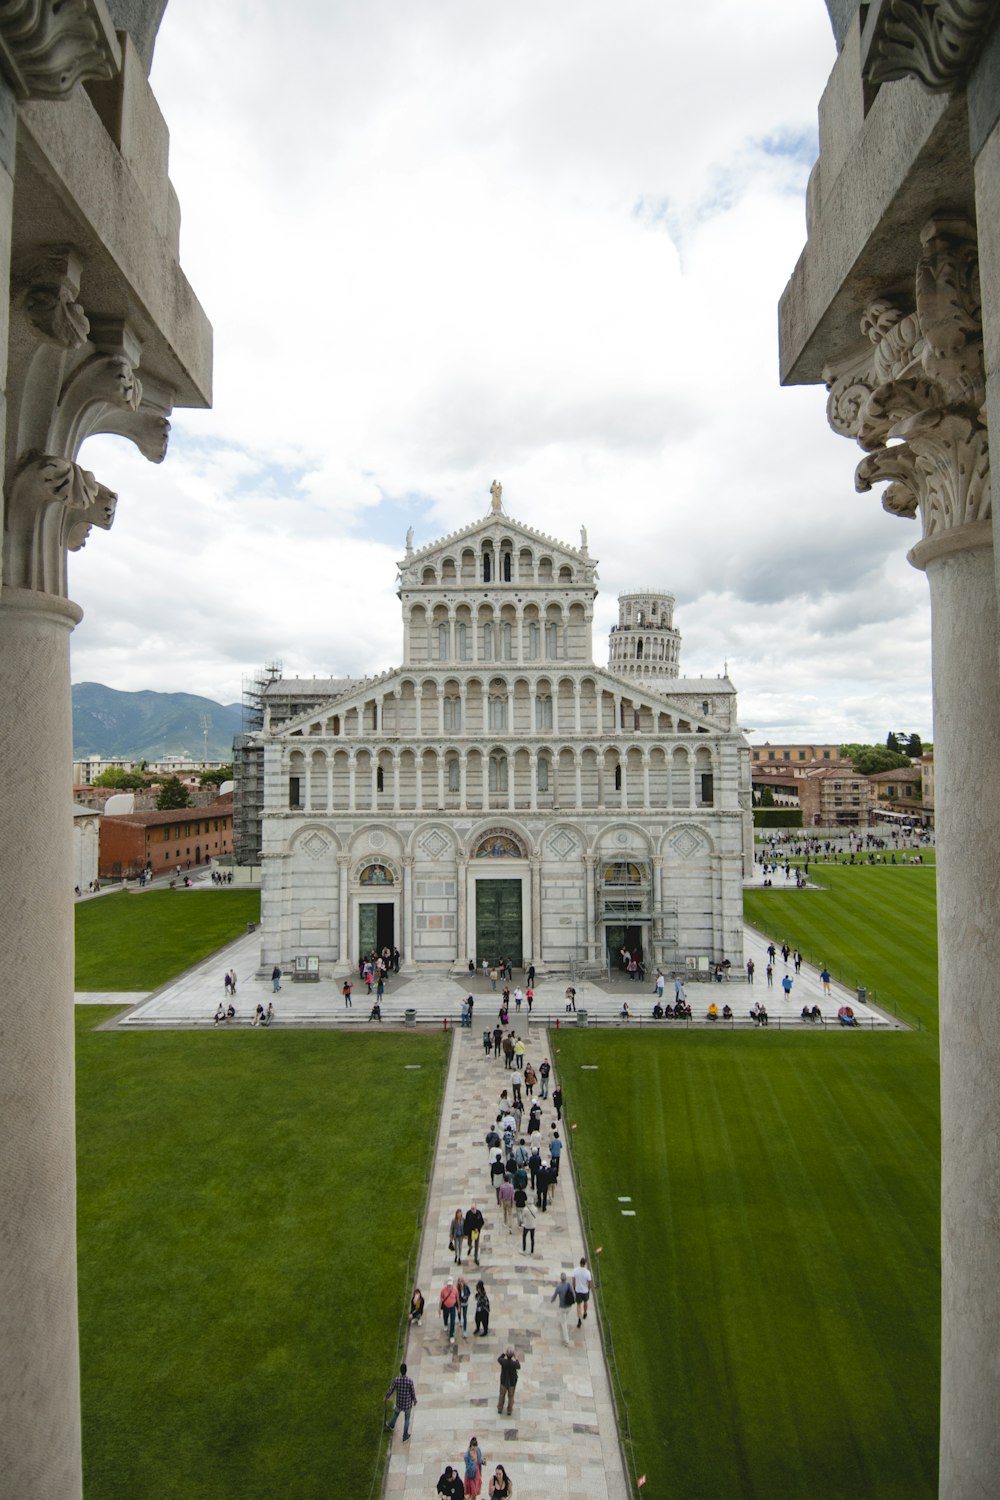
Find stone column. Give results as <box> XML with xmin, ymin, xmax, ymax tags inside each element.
<box><xmin>392</xmin><ymin>750</ymin><xmax>401</xmax><ymax>812</ymax></box>
<box><xmin>652</xmin><ymin>857</ymin><xmax>664</xmax><ymax>967</ymax></box>
<box><xmin>0</xmin><ymin>588</ymin><xmax>83</xmax><ymax>1500</ymax></box>
<box><xmin>401</xmin><ymin>856</ymin><xmax>414</xmax><ymax>966</ymax></box>
<box><xmin>326</xmin><ymin>757</ymin><xmax>334</xmax><ymax>810</ymax></box>
<box><xmin>584</xmin><ymin>855</ymin><xmax>597</xmax><ymax>963</ymax></box>
<box><xmin>824</xmin><ymin>217</ymin><xmax>1000</xmax><ymax>1498</ymax></box>
<box><xmin>459</xmin><ymin>751</ymin><xmax>468</xmax><ymax>812</ymax></box>
<box><xmin>528</xmin><ymin>752</ymin><xmax>538</xmax><ymax>812</ymax></box>
<box><xmin>414</xmin><ymin>753</ymin><xmax>423</xmax><ymax>811</ymax></box>
<box><xmin>456</xmin><ymin>853</ymin><xmax>468</xmax><ymax>962</ymax></box>
<box><xmin>575</xmin><ymin>751</ymin><xmax>582</xmax><ymax>810</ymax></box>
<box><xmin>643</xmin><ymin>751</ymin><xmax>651</xmax><ymax>808</ymax></box>
<box><xmin>574</xmin><ymin>683</ymin><xmax>582</xmax><ymax>734</ymax></box>
<box><xmin>338</xmin><ymin>855</ymin><xmax>350</xmax><ymax>963</ymax></box>
<box><xmin>530</xmin><ymin>854</ymin><xmax>542</xmax><ymax>963</ymax></box>
<box><xmin>303</xmin><ymin>757</ymin><xmax>312</xmax><ymax>812</ymax></box>
<box><xmin>348</xmin><ymin>751</ymin><xmax>357</xmax><ymax>810</ymax></box>
<box><xmin>507</xmin><ymin>755</ymin><xmax>515</xmax><ymax>812</ymax></box>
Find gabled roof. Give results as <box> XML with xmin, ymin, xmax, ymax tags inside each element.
<box><xmin>269</xmin><ymin>662</ymin><xmax>734</xmax><ymax>740</ymax></box>
<box><xmin>402</xmin><ymin>510</ymin><xmax>590</xmax><ymax>567</ymax></box>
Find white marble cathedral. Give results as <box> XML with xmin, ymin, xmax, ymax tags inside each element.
<box><xmin>257</xmin><ymin>493</ymin><xmax>752</xmax><ymax>975</ymax></box>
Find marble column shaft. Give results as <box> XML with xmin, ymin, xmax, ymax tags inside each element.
<box><xmin>0</xmin><ymin>588</ymin><xmax>83</xmax><ymax>1500</ymax></box>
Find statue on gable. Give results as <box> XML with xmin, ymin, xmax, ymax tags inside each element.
<box><xmin>490</xmin><ymin>478</ymin><xmax>503</xmax><ymax>513</ymax></box>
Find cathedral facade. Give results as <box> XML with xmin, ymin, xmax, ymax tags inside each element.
<box><xmin>257</xmin><ymin>501</ymin><xmax>751</xmax><ymax>975</ymax></box>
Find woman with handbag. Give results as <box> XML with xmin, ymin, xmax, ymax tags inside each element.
<box><xmin>463</xmin><ymin>1437</ymin><xmax>484</xmax><ymax>1497</ymax></box>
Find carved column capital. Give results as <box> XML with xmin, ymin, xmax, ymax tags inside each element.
<box><xmin>823</xmin><ymin>216</ymin><xmax>990</xmax><ymax>563</ymax></box>
<box><xmin>862</xmin><ymin>0</ymin><xmax>997</xmax><ymax>95</ymax></box>
<box><xmin>3</xmin><ymin>453</ymin><xmax>116</xmax><ymax>595</ymax></box>
<box><xmin>0</xmin><ymin>0</ymin><xmax>119</xmax><ymax>101</ymax></box>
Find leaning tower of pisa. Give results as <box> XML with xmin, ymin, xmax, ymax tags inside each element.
<box><xmin>608</xmin><ymin>590</ymin><xmax>682</xmax><ymax>686</ymax></box>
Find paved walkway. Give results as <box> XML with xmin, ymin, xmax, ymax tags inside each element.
<box><xmin>99</xmin><ymin>924</ymin><xmax>897</xmax><ymax>1030</ymax></box>
<box><xmin>385</xmin><ymin>1022</ymin><xmax>630</xmax><ymax>1500</ymax></box>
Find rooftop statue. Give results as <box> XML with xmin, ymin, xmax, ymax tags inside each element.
<box><xmin>490</xmin><ymin>478</ymin><xmax>502</xmax><ymax>513</ymax></box>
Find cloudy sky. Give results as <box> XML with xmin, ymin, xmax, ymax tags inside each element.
<box><xmin>69</xmin><ymin>0</ymin><xmax>932</xmax><ymax>744</ymax></box>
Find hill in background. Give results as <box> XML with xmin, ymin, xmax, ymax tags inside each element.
<box><xmin>72</xmin><ymin>683</ymin><xmax>243</xmax><ymax>761</ymax></box>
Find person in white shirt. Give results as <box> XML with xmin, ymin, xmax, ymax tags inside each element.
<box><xmin>572</xmin><ymin>1257</ymin><xmax>593</xmax><ymax>1327</ymax></box>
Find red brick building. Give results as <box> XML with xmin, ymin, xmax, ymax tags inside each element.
<box><xmin>99</xmin><ymin>794</ymin><xmax>234</xmax><ymax>879</ymax></box>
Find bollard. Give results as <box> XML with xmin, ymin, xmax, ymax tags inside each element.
<box><xmin>443</xmin><ymin>1015</ymin><xmax>449</xmax><ymax>1029</ymax></box>
<box><xmin>555</xmin><ymin>1017</ymin><xmax>560</xmax><ymax>1029</ymax></box>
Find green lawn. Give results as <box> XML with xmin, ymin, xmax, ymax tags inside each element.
<box><xmin>75</xmin><ymin>889</ymin><xmax>260</xmax><ymax>990</ymax></box>
<box><xmin>76</xmin><ymin>1012</ymin><xmax>450</xmax><ymax>1500</ymax></box>
<box><xmin>560</xmin><ymin>864</ymin><xmax>941</xmax><ymax>1500</ymax></box>
<box><xmin>745</xmin><ymin>864</ymin><xmax>938</xmax><ymax>1031</ymax></box>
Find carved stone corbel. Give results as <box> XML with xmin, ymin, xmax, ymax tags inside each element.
<box><xmin>823</xmin><ymin>216</ymin><xmax>990</xmax><ymax>560</ymax></box>
<box><xmin>20</xmin><ymin>249</ymin><xmax>90</xmax><ymax>350</ymax></box>
<box><xmin>0</xmin><ymin>0</ymin><xmax>119</xmax><ymax>100</ymax></box>
<box><xmin>3</xmin><ymin>453</ymin><xmax>116</xmax><ymax>596</ymax></box>
<box><xmin>862</xmin><ymin>0</ymin><xmax>999</xmax><ymax>94</ymax></box>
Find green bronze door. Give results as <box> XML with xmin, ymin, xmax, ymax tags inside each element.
<box><xmin>475</xmin><ymin>879</ymin><xmax>523</xmax><ymax>967</ymax></box>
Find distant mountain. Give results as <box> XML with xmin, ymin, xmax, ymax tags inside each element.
<box><xmin>72</xmin><ymin>683</ymin><xmax>244</xmax><ymax>761</ymax></box>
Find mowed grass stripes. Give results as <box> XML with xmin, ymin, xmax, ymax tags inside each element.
<box><xmin>77</xmin><ymin>1015</ymin><xmax>450</xmax><ymax>1500</ymax></box>
<box><xmin>561</xmin><ymin>864</ymin><xmax>941</xmax><ymax>1500</ymax></box>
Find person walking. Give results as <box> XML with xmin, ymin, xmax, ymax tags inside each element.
<box><xmin>439</xmin><ymin>1276</ymin><xmax>459</xmax><ymax>1344</ymax></box>
<box><xmin>573</xmin><ymin>1257</ymin><xmax>593</xmax><ymax>1327</ymax></box>
<box><xmin>519</xmin><ymin>1201</ymin><xmax>537</xmax><ymax>1255</ymax></box>
<box><xmin>384</xmin><ymin>1361</ymin><xmax>417</xmax><ymax>1441</ymax></box>
<box><xmin>820</xmin><ymin>966</ymin><xmax>832</xmax><ymax>996</ymax></box>
<box><xmin>463</xmin><ymin>1437</ymin><xmax>485</xmax><ymax>1497</ymax></box>
<box><xmin>456</xmin><ymin>1275</ymin><xmax>471</xmax><ymax>1337</ymax></box>
<box><xmin>488</xmin><ymin>1464</ymin><xmax>514</xmax><ymax>1497</ymax></box>
<box><xmin>499</xmin><ymin>1177</ymin><xmax>515</xmax><ymax>1232</ymax></box>
<box><xmin>474</xmin><ymin>1280</ymin><xmax>490</xmax><ymax>1336</ymax></box>
<box><xmin>538</xmin><ymin>1058</ymin><xmax>551</xmax><ymax>1098</ymax></box>
<box><xmin>450</xmin><ymin>1208</ymin><xmax>465</xmax><ymax>1264</ymax></box>
<box><xmin>271</xmin><ymin>965</ymin><xmax>282</xmax><ymax>993</ymax></box>
<box><xmin>551</xmin><ymin>1271</ymin><xmax>575</xmax><ymax>1344</ymax></box>
<box><xmin>552</xmin><ymin>1084</ymin><xmax>563</xmax><ymax>1121</ymax></box>
<box><xmin>781</xmin><ymin>973</ymin><xmax>793</xmax><ymax>1001</ymax></box>
<box><xmin>497</xmin><ymin>1348</ymin><xmax>520</xmax><ymax>1416</ymax></box>
<box><xmin>464</xmin><ymin>1201</ymin><xmax>484</xmax><ymax>1263</ymax></box>
<box><xmin>746</xmin><ymin>958</ymin><xmax>754</xmax><ymax>984</ymax></box>
<box><xmin>492</xmin><ymin>1023</ymin><xmax>503</xmax><ymax>1057</ymax></box>
<box><xmin>342</xmin><ymin>979</ymin><xmax>353</xmax><ymax>1007</ymax></box>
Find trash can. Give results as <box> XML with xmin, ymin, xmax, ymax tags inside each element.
<box><xmin>405</xmin><ymin>1007</ymin><xmax>417</xmax><ymax>1028</ymax></box>
<box><xmin>856</xmin><ymin>986</ymin><xmax>867</xmax><ymax>1004</ymax></box>
<box><xmin>576</xmin><ymin>1008</ymin><xmax>588</xmax><ymax>1027</ymax></box>
<box><xmin>246</xmin><ymin>922</ymin><xmax>256</xmax><ymax>934</ymax></box>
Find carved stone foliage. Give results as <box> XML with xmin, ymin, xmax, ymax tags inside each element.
<box><xmin>0</xmin><ymin>0</ymin><xmax>118</xmax><ymax>99</ymax></box>
<box><xmin>5</xmin><ymin>246</ymin><xmax>176</xmax><ymax>598</ymax></box>
<box><xmin>823</xmin><ymin>217</ymin><xmax>990</xmax><ymax>544</ymax></box>
<box><xmin>863</xmin><ymin>0</ymin><xmax>998</xmax><ymax>93</ymax></box>
<box><xmin>3</xmin><ymin>454</ymin><xmax>117</xmax><ymax>595</ymax></box>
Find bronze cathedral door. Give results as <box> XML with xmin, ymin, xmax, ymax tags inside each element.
<box><xmin>475</xmin><ymin>879</ymin><xmax>523</xmax><ymax>967</ymax></box>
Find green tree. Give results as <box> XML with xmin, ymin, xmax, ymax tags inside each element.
<box><xmin>905</xmin><ymin>733</ymin><xmax>923</xmax><ymax>757</ymax></box>
<box><xmin>199</xmin><ymin>765</ymin><xmax>233</xmax><ymax>787</ymax></box>
<box><xmin>886</xmin><ymin>730</ymin><xmax>902</xmax><ymax>753</ymax></box>
<box><xmin>758</xmin><ymin>785</ymin><xmax>775</xmax><ymax>807</ymax></box>
<box><xmin>156</xmin><ymin>777</ymin><xmax>191</xmax><ymax>810</ymax></box>
<box><xmin>92</xmin><ymin>767</ymin><xmax>149</xmax><ymax>790</ymax></box>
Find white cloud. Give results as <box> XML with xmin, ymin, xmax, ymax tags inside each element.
<box><xmin>67</xmin><ymin>1</ymin><xmax>932</xmax><ymax>741</ymax></box>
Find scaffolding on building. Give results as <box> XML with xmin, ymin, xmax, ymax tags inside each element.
<box><xmin>232</xmin><ymin>661</ymin><xmax>281</xmax><ymax>866</ymax></box>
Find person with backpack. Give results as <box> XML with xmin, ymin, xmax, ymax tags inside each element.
<box><xmin>551</xmin><ymin>1271</ymin><xmax>576</xmax><ymax>1344</ymax></box>
<box><xmin>473</xmin><ymin>1280</ymin><xmax>490</xmax><ymax>1336</ymax></box>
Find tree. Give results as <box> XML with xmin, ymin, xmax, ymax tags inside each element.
<box><xmin>905</xmin><ymin>733</ymin><xmax>923</xmax><ymax>757</ymax></box>
<box><xmin>758</xmin><ymin>785</ymin><xmax>775</xmax><ymax>807</ymax></box>
<box><xmin>92</xmin><ymin>766</ymin><xmax>150</xmax><ymax>790</ymax></box>
<box><xmin>199</xmin><ymin>764</ymin><xmax>233</xmax><ymax>787</ymax></box>
<box><xmin>886</xmin><ymin>731</ymin><xmax>902</xmax><ymax>753</ymax></box>
<box><xmin>841</xmin><ymin>742</ymin><xmax>912</xmax><ymax>774</ymax></box>
<box><xmin>156</xmin><ymin>776</ymin><xmax>191</xmax><ymax>810</ymax></box>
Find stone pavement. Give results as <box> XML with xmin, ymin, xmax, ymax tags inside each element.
<box><xmin>103</xmin><ymin>924</ymin><xmax>897</xmax><ymax>1030</ymax></box>
<box><xmin>384</xmin><ymin>1021</ymin><xmax>630</xmax><ymax>1500</ymax></box>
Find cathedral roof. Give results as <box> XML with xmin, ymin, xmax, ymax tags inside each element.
<box><xmin>401</xmin><ymin>508</ymin><xmax>590</xmax><ymax>567</ymax></box>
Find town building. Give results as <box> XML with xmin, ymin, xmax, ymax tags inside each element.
<box><xmin>72</xmin><ymin>804</ymin><xmax>100</xmax><ymax>892</ymax></box>
<box><xmin>99</xmin><ymin>794</ymin><xmax>234</xmax><ymax>879</ymax></box>
<box><xmin>748</xmin><ymin>742</ymin><xmax>845</xmax><ymax>765</ymax></box>
<box><xmin>796</xmin><ymin>764</ymin><xmax>871</xmax><ymax>827</ymax></box>
<box><xmin>255</xmin><ymin>500</ymin><xmax>752</xmax><ymax>976</ymax></box>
